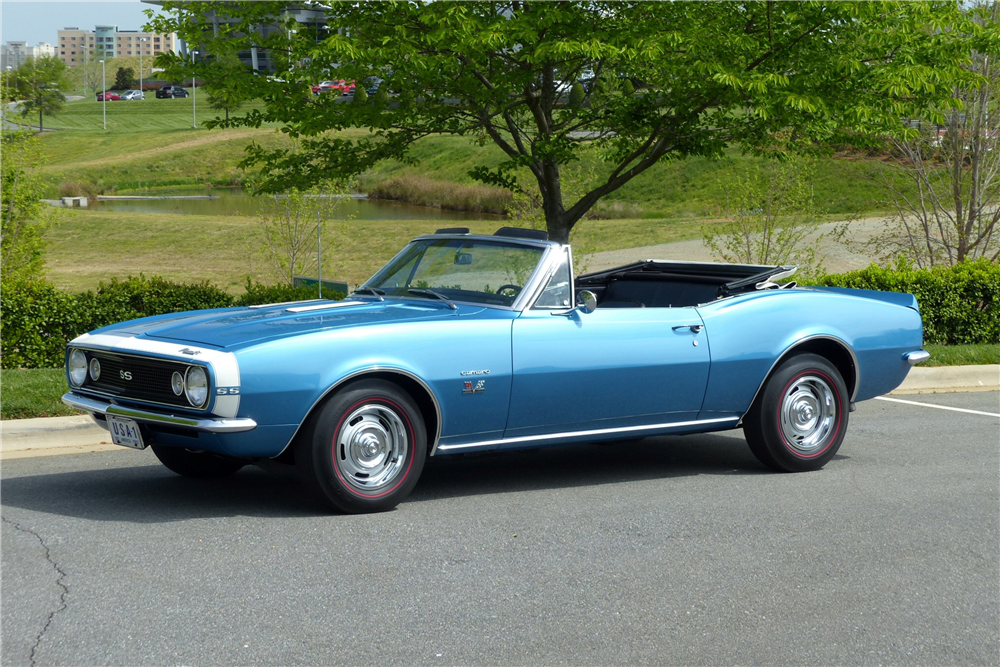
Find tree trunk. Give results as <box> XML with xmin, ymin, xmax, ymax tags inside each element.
<box><xmin>38</xmin><ymin>108</ymin><xmax>42</xmax><ymax>133</ymax></box>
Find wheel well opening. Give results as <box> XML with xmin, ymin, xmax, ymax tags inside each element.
<box><xmin>788</xmin><ymin>338</ymin><xmax>858</xmax><ymax>399</ymax></box>
<box><xmin>365</xmin><ymin>372</ymin><xmax>440</xmax><ymax>452</ymax></box>
<box><xmin>274</xmin><ymin>371</ymin><xmax>441</xmax><ymax>466</ymax></box>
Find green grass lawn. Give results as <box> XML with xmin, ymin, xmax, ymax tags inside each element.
<box><xmin>924</xmin><ymin>344</ymin><xmax>1000</xmax><ymax>367</ymax></box>
<box><xmin>43</xmin><ymin>95</ymin><xmax>273</xmax><ymax>132</ymax></box>
<box><xmin>1</xmin><ymin>369</ymin><xmax>79</xmax><ymax>420</ymax></box>
<box><xmin>33</xmin><ymin>98</ymin><xmax>902</xmax><ymax>219</ymax></box>
<box><xmin>43</xmin><ymin>209</ymin><xmax>724</xmax><ymax>293</ymax></box>
<box><xmin>4</xmin><ymin>346</ymin><xmax>994</xmax><ymax>421</ymax></box>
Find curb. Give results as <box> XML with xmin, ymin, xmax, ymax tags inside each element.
<box><xmin>889</xmin><ymin>364</ymin><xmax>1000</xmax><ymax>395</ymax></box>
<box><xmin>2</xmin><ymin>365</ymin><xmax>997</xmax><ymax>460</ymax></box>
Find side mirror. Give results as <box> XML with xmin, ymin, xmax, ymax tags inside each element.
<box><xmin>577</xmin><ymin>290</ymin><xmax>598</xmax><ymax>313</ymax></box>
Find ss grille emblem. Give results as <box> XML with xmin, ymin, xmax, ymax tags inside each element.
<box><xmin>120</xmin><ymin>370</ymin><xmax>133</xmax><ymax>380</ymax></box>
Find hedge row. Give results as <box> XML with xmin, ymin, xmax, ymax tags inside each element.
<box><xmin>810</xmin><ymin>259</ymin><xmax>999</xmax><ymax>345</ymax></box>
<box><xmin>1</xmin><ymin>276</ymin><xmax>344</xmax><ymax>369</ymax></box>
<box><xmin>2</xmin><ymin>262</ymin><xmax>996</xmax><ymax>369</ymax></box>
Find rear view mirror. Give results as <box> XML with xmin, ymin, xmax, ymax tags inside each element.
<box><xmin>455</xmin><ymin>252</ymin><xmax>473</xmax><ymax>265</ymax></box>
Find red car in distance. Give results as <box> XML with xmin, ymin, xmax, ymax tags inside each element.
<box><xmin>96</xmin><ymin>91</ymin><xmax>121</xmax><ymax>101</ymax></box>
<box><xmin>312</xmin><ymin>80</ymin><xmax>356</xmax><ymax>95</ymax></box>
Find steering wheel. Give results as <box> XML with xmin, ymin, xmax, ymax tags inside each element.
<box><xmin>495</xmin><ymin>284</ymin><xmax>522</xmax><ymax>297</ymax></box>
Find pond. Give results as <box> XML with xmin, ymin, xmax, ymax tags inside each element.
<box><xmin>93</xmin><ymin>188</ymin><xmax>504</xmax><ymax>221</ymax></box>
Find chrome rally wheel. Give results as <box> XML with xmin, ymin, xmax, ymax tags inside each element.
<box><xmin>743</xmin><ymin>353</ymin><xmax>849</xmax><ymax>472</ymax></box>
<box><xmin>778</xmin><ymin>374</ymin><xmax>838</xmax><ymax>457</ymax></box>
<box><xmin>297</xmin><ymin>379</ymin><xmax>427</xmax><ymax>513</ymax></box>
<box><xmin>333</xmin><ymin>401</ymin><xmax>411</xmax><ymax>495</ymax></box>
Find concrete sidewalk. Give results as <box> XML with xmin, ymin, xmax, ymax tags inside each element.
<box><xmin>1</xmin><ymin>364</ymin><xmax>997</xmax><ymax>460</ymax></box>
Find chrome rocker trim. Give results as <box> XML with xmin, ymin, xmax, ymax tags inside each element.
<box><xmin>435</xmin><ymin>416</ymin><xmax>740</xmax><ymax>453</ymax></box>
<box><xmin>904</xmin><ymin>350</ymin><xmax>931</xmax><ymax>365</ymax></box>
<box><xmin>62</xmin><ymin>392</ymin><xmax>258</xmax><ymax>433</ymax></box>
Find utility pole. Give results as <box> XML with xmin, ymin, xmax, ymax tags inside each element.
<box><xmin>317</xmin><ymin>211</ymin><xmax>323</xmax><ymax>299</ymax></box>
<box><xmin>99</xmin><ymin>59</ymin><xmax>105</xmax><ymax>129</ymax></box>
<box><xmin>139</xmin><ymin>38</ymin><xmax>147</xmax><ymax>99</ymax></box>
<box><xmin>191</xmin><ymin>49</ymin><xmax>197</xmax><ymax>129</ymax></box>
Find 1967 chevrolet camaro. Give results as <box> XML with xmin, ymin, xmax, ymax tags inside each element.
<box><xmin>63</xmin><ymin>227</ymin><xmax>929</xmax><ymax>513</ymax></box>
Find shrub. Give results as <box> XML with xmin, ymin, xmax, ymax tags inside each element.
<box><xmin>1</xmin><ymin>275</ymin><xmax>345</xmax><ymax>369</ymax></box>
<box><xmin>568</xmin><ymin>82</ymin><xmax>585</xmax><ymax>108</ymax></box>
<box><xmin>809</xmin><ymin>259</ymin><xmax>1000</xmax><ymax>345</ymax></box>
<box><xmin>234</xmin><ymin>278</ymin><xmax>343</xmax><ymax>306</ymax></box>
<box><xmin>367</xmin><ymin>175</ymin><xmax>512</xmax><ymax>214</ymax></box>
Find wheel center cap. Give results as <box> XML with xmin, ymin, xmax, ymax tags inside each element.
<box><xmin>359</xmin><ymin>434</ymin><xmax>381</xmax><ymax>458</ymax></box>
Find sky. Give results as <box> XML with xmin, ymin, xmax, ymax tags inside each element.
<box><xmin>1</xmin><ymin>0</ymin><xmax>167</xmax><ymax>46</ymax></box>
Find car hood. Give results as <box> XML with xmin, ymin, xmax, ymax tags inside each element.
<box><xmin>101</xmin><ymin>300</ymin><xmax>478</xmax><ymax>349</ymax></box>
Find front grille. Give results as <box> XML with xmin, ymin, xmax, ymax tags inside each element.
<box><xmin>80</xmin><ymin>350</ymin><xmax>204</xmax><ymax>409</ymax></box>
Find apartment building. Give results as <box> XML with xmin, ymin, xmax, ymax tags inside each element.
<box><xmin>1</xmin><ymin>41</ymin><xmax>55</xmax><ymax>70</ymax></box>
<box><xmin>56</xmin><ymin>26</ymin><xmax>178</xmax><ymax>66</ymax></box>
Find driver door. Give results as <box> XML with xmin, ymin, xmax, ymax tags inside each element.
<box><xmin>504</xmin><ymin>251</ymin><xmax>711</xmax><ymax>442</ymax></box>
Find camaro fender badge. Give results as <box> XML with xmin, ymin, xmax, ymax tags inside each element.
<box><xmin>179</xmin><ymin>347</ymin><xmax>202</xmax><ymax>356</ymax></box>
<box><xmin>462</xmin><ymin>379</ymin><xmax>486</xmax><ymax>395</ymax></box>
<box><xmin>460</xmin><ymin>370</ymin><xmax>490</xmax><ymax>376</ymax></box>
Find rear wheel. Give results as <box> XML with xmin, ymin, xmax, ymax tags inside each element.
<box><xmin>743</xmin><ymin>353</ymin><xmax>849</xmax><ymax>472</ymax></box>
<box><xmin>151</xmin><ymin>445</ymin><xmax>246</xmax><ymax>478</ymax></box>
<box><xmin>296</xmin><ymin>380</ymin><xmax>426</xmax><ymax>513</ymax></box>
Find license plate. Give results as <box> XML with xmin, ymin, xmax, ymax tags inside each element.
<box><xmin>107</xmin><ymin>415</ymin><xmax>145</xmax><ymax>450</ymax></box>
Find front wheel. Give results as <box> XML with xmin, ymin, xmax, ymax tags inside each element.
<box><xmin>743</xmin><ymin>353</ymin><xmax>849</xmax><ymax>472</ymax></box>
<box><xmin>296</xmin><ymin>380</ymin><xmax>426</xmax><ymax>513</ymax></box>
<box><xmin>150</xmin><ymin>445</ymin><xmax>246</xmax><ymax>478</ymax></box>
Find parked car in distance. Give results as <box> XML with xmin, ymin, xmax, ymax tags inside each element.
<box><xmin>63</xmin><ymin>228</ymin><xmax>931</xmax><ymax>515</ymax></box>
<box><xmin>96</xmin><ymin>91</ymin><xmax>120</xmax><ymax>101</ymax></box>
<box><xmin>119</xmin><ymin>90</ymin><xmax>145</xmax><ymax>101</ymax></box>
<box><xmin>156</xmin><ymin>85</ymin><xmax>189</xmax><ymax>99</ymax></box>
<box><xmin>311</xmin><ymin>80</ymin><xmax>339</xmax><ymax>94</ymax></box>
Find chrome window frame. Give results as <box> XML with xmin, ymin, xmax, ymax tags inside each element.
<box><xmin>524</xmin><ymin>245</ymin><xmax>575</xmax><ymax>312</ymax></box>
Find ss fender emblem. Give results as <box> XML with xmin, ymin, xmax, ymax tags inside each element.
<box><xmin>120</xmin><ymin>370</ymin><xmax>132</xmax><ymax>380</ymax></box>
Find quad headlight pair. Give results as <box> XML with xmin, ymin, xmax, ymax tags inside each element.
<box><xmin>67</xmin><ymin>348</ymin><xmax>209</xmax><ymax>409</ymax></box>
<box><xmin>172</xmin><ymin>366</ymin><xmax>209</xmax><ymax>408</ymax></box>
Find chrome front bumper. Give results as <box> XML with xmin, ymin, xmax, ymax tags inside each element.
<box><xmin>904</xmin><ymin>350</ymin><xmax>931</xmax><ymax>365</ymax></box>
<box><xmin>62</xmin><ymin>393</ymin><xmax>257</xmax><ymax>433</ymax></box>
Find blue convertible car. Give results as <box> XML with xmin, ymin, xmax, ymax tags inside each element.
<box><xmin>63</xmin><ymin>227</ymin><xmax>929</xmax><ymax>513</ymax></box>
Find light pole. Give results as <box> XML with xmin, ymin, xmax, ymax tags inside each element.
<box><xmin>4</xmin><ymin>66</ymin><xmax>11</xmax><ymax>121</ymax></box>
<box><xmin>99</xmin><ymin>59</ymin><xmax>105</xmax><ymax>129</ymax></box>
<box><xmin>191</xmin><ymin>49</ymin><xmax>198</xmax><ymax>129</ymax></box>
<box><xmin>139</xmin><ymin>38</ymin><xmax>147</xmax><ymax>99</ymax></box>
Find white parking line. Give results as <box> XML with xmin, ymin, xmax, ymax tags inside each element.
<box><xmin>874</xmin><ymin>396</ymin><xmax>1000</xmax><ymax>418</ymax></box>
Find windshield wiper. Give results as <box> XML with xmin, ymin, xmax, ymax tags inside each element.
<box><xmin>351</xmin><ymin>286</ymin><xmax>385</xmax><ymax>301</ymax></box>
<box><xmin>407</xmin><ymin>288</ymin><xmax>458</xmax><ymax>310</ymax></box>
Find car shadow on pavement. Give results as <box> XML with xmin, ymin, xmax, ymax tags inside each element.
<box><xmin>0</xmin><ymin>432</ymin><xmax>769</xmax><ymax>522</ymax></box>
<box><xmin>3</xmin><ymin>434</ymin><xmax>767</xmax><ymax>523</ymax></box>
<box><xmin>412</xmin><ymin>431</ymin><xmax>767</xmax><ymax>504</ymax></box>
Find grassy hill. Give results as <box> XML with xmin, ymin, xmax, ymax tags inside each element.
<box><xmin>37</xmin><ymin>98</ymin><xmax>897</xmax><ymax>220</ymax></box>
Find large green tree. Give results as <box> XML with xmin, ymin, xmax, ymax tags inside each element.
<box><xmin>149</xmin><ymin>1</ymin><xmax>991</xmax><ymax>243</ymax></box>
<box><xmin>11</xmin><ymin>55</ymin><xmax>70</xmax><ymax>133</ymax></box>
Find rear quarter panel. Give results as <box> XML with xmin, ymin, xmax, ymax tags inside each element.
<box><xmin>696</xmin><ymin>288</ymin><xmax>923</xmax><ymax>420</ymax></box>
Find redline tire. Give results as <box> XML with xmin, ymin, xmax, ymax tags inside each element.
<box><xmin>743</xmin><ymin>353</ymin><xmax>849</xmax><ymax>473</ymax></box>
<box><xmin>296</xmin><ymin>379</ymin><xmax>426</xmax><ymax>513</ymax></box>
<box><xmin>150</xmin><ymin>445</ymin><xmax>246</xmax><ymax>478</ymax></box>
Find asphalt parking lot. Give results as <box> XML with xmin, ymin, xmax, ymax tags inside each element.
<box><xmin>2</xmin><ymin>391</ymin><xmax>997</xmax><ymax>666</ymax></box>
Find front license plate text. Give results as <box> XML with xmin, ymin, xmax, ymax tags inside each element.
<box><xmin>107</xmin><ymin>416</ymin><xmax>145</xmax><ymax>449</ymax></box>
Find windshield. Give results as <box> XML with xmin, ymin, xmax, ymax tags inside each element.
<box><xmin>364</xmin><ymin>239</ymin><xmax>546</xmax><ymax>307</ymax></box>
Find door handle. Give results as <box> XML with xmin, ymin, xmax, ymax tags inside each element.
<box><xmin>672</xmin><ymin>324</ymin><xmax>703</xmax><ymax>333</ymax></box>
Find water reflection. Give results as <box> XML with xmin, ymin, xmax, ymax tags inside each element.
<box><xmin>95</xmin><ymin>188</ymin><xmax>504</xmax><ymax>221</ymax></box>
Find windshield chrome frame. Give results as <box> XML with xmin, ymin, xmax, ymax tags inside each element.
<box><xmin>523</xmin><ymin>244</ymin><xmax>575</xmax><ymax>312</ymax></box>
<box><xmin>357</xmin><ymin>234</ymin><xmax>561</xmax><ymax>312</ymax></box>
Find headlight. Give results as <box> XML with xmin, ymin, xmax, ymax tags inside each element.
<box><xmin>171</xmin><ymin>371</ymin><xmax>184</xmax><ymax>396</ymax></box>
<box><xmin>89</xmin><ymin>357</ymin><xmax>101</xmax><ymax>381</ymax></box>
<box><xmin>68</xmin><ymin>349</ymin><xmax>87</xmax><ymax>387</ymax></box>
<box><xmin>184</xmin><ymin>366</ymin><xmax>209</xmax><ymax>408</ymax></box>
